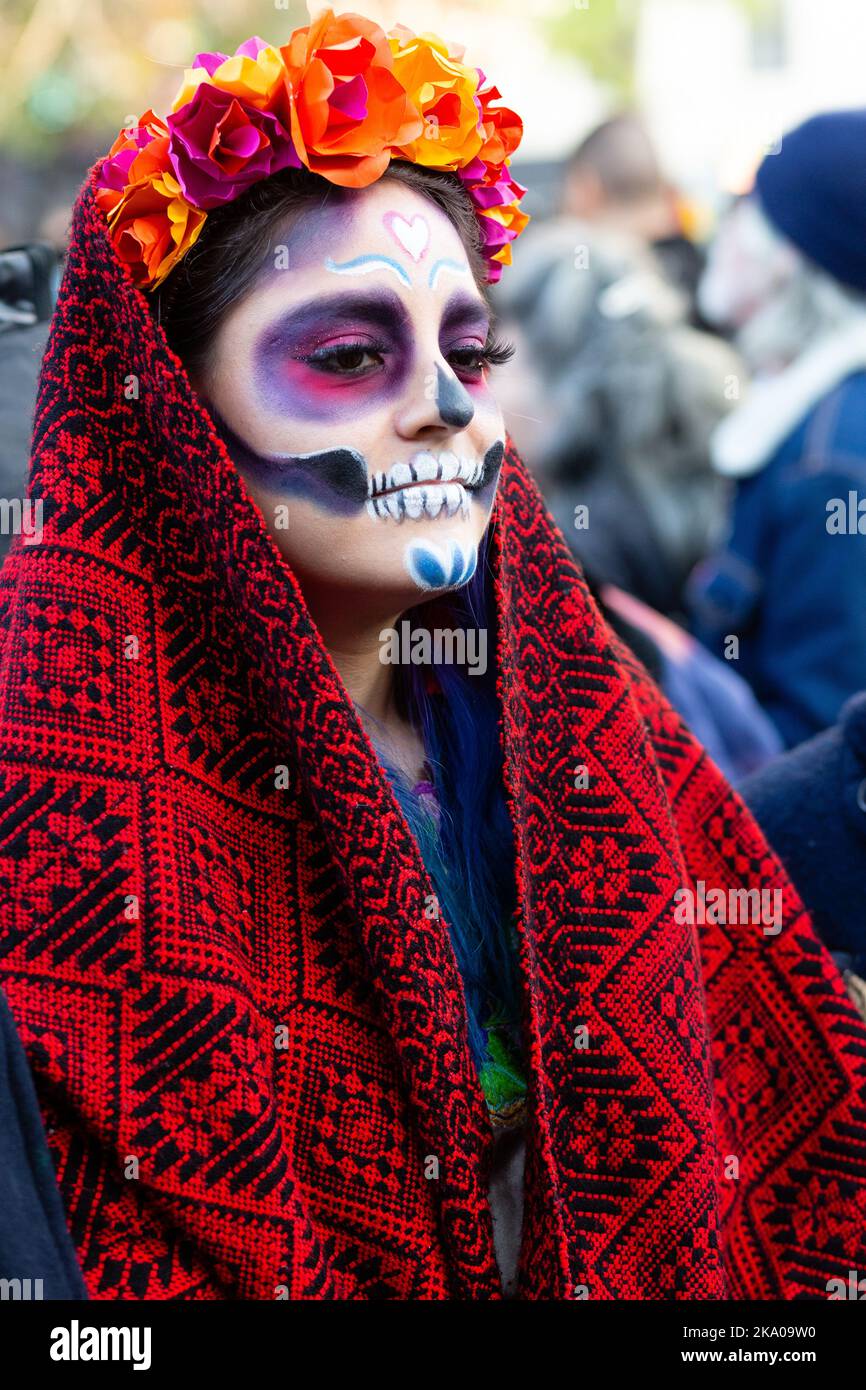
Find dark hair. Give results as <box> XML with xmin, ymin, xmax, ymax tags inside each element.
<box><xmin>567</xmin><ymin>112</ymin><xmax>663</xmax><ymax>204</ymax></box>
<box><xmin>370</xmin><ymin>537</ymin><xmax>522</xmax><ymax>1072</ymax></box>
<box><xmin>153</xmin><ymin>160</ymin><xmax>488</xmax><ymax>376</ymax></box>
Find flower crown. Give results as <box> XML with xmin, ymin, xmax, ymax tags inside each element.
<box><xmin>95</xmin><ymin>8</ymin><xmax>529</xmax><ymax>292</ymax></box>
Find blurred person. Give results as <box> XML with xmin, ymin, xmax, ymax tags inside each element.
<box><xmin>741</xmin><ymin>691</ymin><xmax>866</xmax><ymax>994</ymax></box>
<box><xmin>0</xmin><ymin>242</ymin><xmax>62</xmax><ymax>561</ymax></box>
<box><xmin>563</xmin><ymin>112</ymin><xmax>706</xmax><ymax>315</ymax></box>
<box><xmin>1</xmin><ymin>14</ymin><xmax>865</xmax><ymax>1308</ymax></box>
<box><xmin>601</xmin><ymin>580</ymin><xmax>783</xmax><ymax>784</ymax></box>
<box><xmin>690</xmin><ymin>111</ymin><xmax>866</xmax><ymax>748</ymax></box>
<box><xmin>494</xmin><ymin>214</ymin><xmax>739</xmax><ymax>617</ymax></box>
<box><xmin>0</xmin><ymin>983</ymin><xmax>88</xmax><ymax>1299</ymax></box>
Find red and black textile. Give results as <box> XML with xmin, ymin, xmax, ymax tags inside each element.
<box><xmin>1</xmin><ymin>172</ymin><xmax>865</xmax><ymax>1301</ymax></box>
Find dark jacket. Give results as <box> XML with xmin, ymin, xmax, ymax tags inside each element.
<box><xmin>690</xmin><ymin>372</ymin><xmax>866</xmax><ymax>747</ymax></box>
<box><xmin>0</xmin><ymin>985</ymin><xmax>88</xmax><ymax>1298</ymax></box>
<box><xmin>742</xmin><ymin>691</ymin><xmax>866</xmax><ymax>975</ymax></box>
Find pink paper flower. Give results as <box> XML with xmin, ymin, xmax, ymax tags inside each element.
<box><xmin>167</xmin><ymin>82</ymin><xmax>300</xmax><ymax>210</ymax></box>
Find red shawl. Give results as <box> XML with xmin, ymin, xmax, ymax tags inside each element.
<box><xmin>1</xmin><ymin>177</ymin><xmax>865</xmax><ymax>1301</ymax></box>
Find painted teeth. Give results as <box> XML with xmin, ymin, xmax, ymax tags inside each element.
<box><xmin>413</xmin><ymin>453</ymin><xmax>439</xmax><ymax>483</ymax></box>
<box><xmin>424</xmin><ymin>485</ymin><xmax>445</xmax><ymax>518</ymax></box>
<box><xmin>403</xmin><ymin>489</ymin><xmax>424</xmax><ymax>520</ymax></box>
<box><xmin>442</xmin><ymin>483</ymin><xmax>462</xmax><ymax>517</ymax></box>
<box><xmin>369</xmin><ymin>453</ymin><xmax>482</xmax><ymax>497</ymax></box>
<box><xmin>365</xmin><ymin>451</ymin><xmax>485</xmax><ymax>519</ymax></box>
<box><xmin>391</xmin><ymin>461</ymin><xmax>412</xmax><ymax>487</ymax></box>
<box><xmin>439</xmin><ymin>453</ymin><xmax>460</xmax><ymax>482</ymax></box>
<box><xmin>365</xmin><ymin>482</ymin><xmax>472</xmax><ymax>522</ymax></box>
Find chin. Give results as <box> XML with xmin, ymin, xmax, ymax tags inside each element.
<box><xmin>399</xmin><ymin>526</ymin><xmax>482</xmax><ymax>594</ymax></box>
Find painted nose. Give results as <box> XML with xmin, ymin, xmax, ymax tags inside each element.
<box><xmin>435</xmin><ymin>363</ymin><xmax>475</xmax><ymax>429</ymax></box>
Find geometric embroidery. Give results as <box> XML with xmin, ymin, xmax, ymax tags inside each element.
<box><xmin>1</xmin><ymin>179</ymin><xmax>866</xmax><ymax>1304</ymax></box>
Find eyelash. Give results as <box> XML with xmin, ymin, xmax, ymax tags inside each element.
<box><xmin>299</xmin><ymin>331</ymin><xmax>516</xmax><ymax>380</ymax></box>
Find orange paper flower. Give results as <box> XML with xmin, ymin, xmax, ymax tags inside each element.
<box><xmin>476</xmin><ymin>84</ymin><xmax>523</xmax><ymax>167</ymax></box>
<box><xmin>97</xmin><ymin>135</ymin><xmax>205</xmax><ymax>289</ymax></box>
<box><xmin>389</xmin><ymin>27</ymin><xmax>483</xmax><ymax>169</ymax></box>
<box><xmin>280</xmin><ymin>9</ymin><xmax>422</xmax><ymax>188</ymax></box>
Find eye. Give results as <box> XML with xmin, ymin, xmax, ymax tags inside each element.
<box><xmin>447</xmin><ymin>332</ymin><xmax>516</xmax><ymax>381</ymax></box>
<box><xmin>301</xmin><ymin>342</ymin><xmax>386</xmax><ymax>377</ymax></box>
<box><xmin>448</xmin><ymin>346</ymin><xmax>489</xmax><ymax>378</ymax></box>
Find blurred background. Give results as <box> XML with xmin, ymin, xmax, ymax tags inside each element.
<box><xmin>2</xmin><ymin>0</ymin><xmax>863</xmax><ymax>243</ymax></box>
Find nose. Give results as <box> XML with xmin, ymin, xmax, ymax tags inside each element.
<box><xmin>393</xmin><ymin>357</ymin><xmax>475</xmax><ymax>441</ymax></box>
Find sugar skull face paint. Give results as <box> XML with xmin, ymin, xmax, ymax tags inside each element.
<box><xmin>405</xmin><ymin>537</ymin><xmax>477</xmax><ymax>590</ymax></box>
<box><xmin>197</xmin><ymin>178</ymin><xmax>508</xmax><ymax>616</ymax></box>
<box><xmin>383</xmin><ymin>210</ymin><xmax>430</xmax><ymax>262</ymax></box>
<box><xmin>209</xmin><ymin>408</ymin><xmax>369</xmax><ymax>514</ymax></box>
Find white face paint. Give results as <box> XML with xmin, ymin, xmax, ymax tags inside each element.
<box><xmin>200</xmin><ymin>179</ymin><xmax>507</xmax><ymax>613</ymax></box>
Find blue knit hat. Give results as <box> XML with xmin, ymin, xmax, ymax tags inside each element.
<box><xmin>755</xmin><ymin>109</ymin><xmax>866</xmax><ymax>294</ymax></box>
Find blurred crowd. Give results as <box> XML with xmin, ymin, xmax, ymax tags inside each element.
<box><xmin>2</xmin><ymin>103</ymin><xmax>866</xmax><ymax>968</ymax></box>
<box><xmin>490</xmin><ymin>106</ymin><xmax>866</xmax><ymax>969</ymax></box>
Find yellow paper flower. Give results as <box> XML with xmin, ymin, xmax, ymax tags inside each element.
<box><xmin>484</xmin><ymin>199</ymin><xmax>532</xmax><ymax>279</ymax></box>
<box><xmin>486</xmin><ymin>198</ymin><xmax>531</xmax><ymax>239</ymax></box>
<box><xmin>171</xmin><ymin>41</ymin><xmax>286</xmax><ymax>114</ymax></box>
<box><xmin>389</xmin><ymin>28</ymin><xmax>483</xmax><ymax>169</ymax></box>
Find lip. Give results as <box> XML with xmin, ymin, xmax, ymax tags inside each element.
<box><xmin>377</xmin><ymin>476</ymin><xmax>475</xmax><ymax>498</ymax></box>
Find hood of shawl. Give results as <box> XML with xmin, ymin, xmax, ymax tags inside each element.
<box><xmin>24</xmin><ymin>174</ymin><xmax>584</xmax><ymax>1296</ymax></box>
<box><xmin>9</xmin><ymin>173</ymin><xmax>731</xmax><ymax>1299</ymax></box>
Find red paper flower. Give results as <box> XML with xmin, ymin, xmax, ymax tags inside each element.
<box><xmin>280</xmin><ymin>8</ymin><xmax>422</xmax><ymax>188</ymax></box>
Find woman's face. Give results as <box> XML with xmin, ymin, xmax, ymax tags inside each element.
<box><xmin>198</xmin><ymin>179</ymin><xmax>506</xmax><ymax>616</ymax></box>
<box><xmin>698</xmin><ymin>195</ymin><xmax>800</xmax><ymax>331</ymax></box>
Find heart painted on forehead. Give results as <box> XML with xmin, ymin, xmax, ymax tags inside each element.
<box><xmin>384</xmin><ymin>211</ymin><xmax>430</xmax><ymax>262</ymax></box>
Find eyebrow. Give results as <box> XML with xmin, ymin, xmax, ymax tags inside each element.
<box><xmin>258</xmin><ymin>287</ymin><xmax>490</xmax><ymax>346</ymax></box>
<box><xmin>428</xmin><ymin>257</ymin><xmax>470</xmax><ymax>290</ymax></box>
<box><xmin>325</xmin><ymin>254</ymin><xmax>412</xmax><ymax>287</ymax></box>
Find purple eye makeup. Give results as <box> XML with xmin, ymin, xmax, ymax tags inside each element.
<box><xmin>253</xmin><ymin>290</ymin><xmax>414</xmax><ymax>423</ymax></box>
<box><xmin>252</xmin><ymin>286</ymin><xmax>500</xmax><ymax>425</ymax></box>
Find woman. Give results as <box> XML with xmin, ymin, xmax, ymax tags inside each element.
<box><xmin>742</xmin><ymin>691</ymin><xmax>866</xmax><ymax>985</ymax></box>
<box><xmin>0</xmin><ymin>12</ymin><xmax>865</xmax><ymax>1301</ymax></box>
<box><xmin>689</xmin><ymin>111</ymin><xmax>866</xmax><ymax>747</ymax></box>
